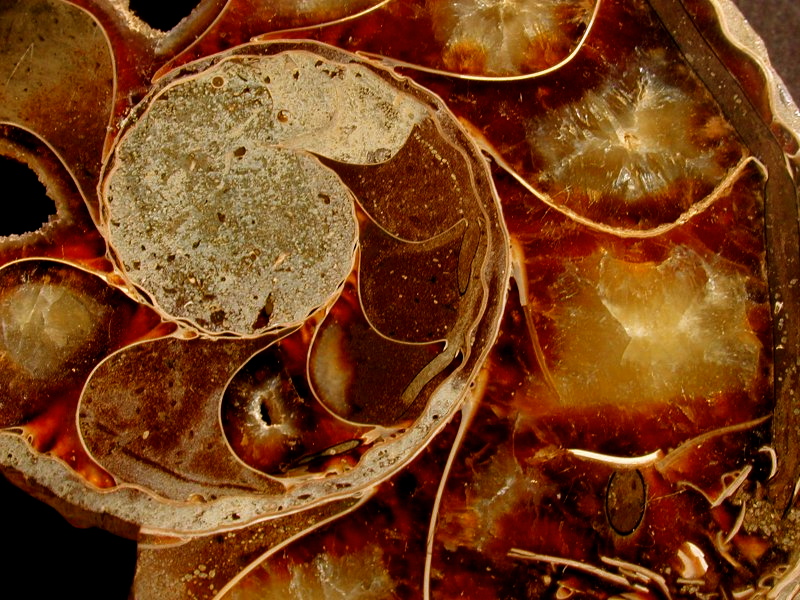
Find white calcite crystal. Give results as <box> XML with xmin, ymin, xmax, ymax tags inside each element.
<box><xmin>549</xmin><ymin>246</ymin><xmax>761</xmax><ymax>404</ymax></box>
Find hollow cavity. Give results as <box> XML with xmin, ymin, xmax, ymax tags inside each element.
<box><xmin>0</xmin><ymin>156</ymin><xmax>56</xmax><ymax>236</ymax></box>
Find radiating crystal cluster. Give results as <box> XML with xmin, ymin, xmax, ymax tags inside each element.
<box><xmin>550</xmin><ymin>247</ymin><xmax>761</xmax><ymax>405</ymax></box>
<box><xmin>428</xmin><ymin>0</ymin><xmax>590</xmax><ymax>74</ymax></box>
<box><xmin>532</xmin><ymin>56</ymin><xmax>735</xmax><ymax>203</ymax></box>
<box><xmin>0</xmin><ymin>0</ymin><xmax>798</xmax><ymax>598</ymax></box>
<box><xmin>0</xmin><ymin>283</ymin><xmax>101</xmax><ymax>378</ymax></box>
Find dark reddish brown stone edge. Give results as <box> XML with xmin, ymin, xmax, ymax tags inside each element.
<box><xmin>647</xmin><ymin>0</ymin><xmax>800</xmax><ymax>512</ymax></box>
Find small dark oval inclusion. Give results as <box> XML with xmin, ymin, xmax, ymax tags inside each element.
<box><xmin>605</xmin><ymin>468</ymin><xmax>647</xmax><ymax>536</ymax></box>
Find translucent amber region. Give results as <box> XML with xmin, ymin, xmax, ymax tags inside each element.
<box><xmin>531</xmin><ymin>53</ymin><xmax>736</xmax><ymax>203</ymax></box>
<box><xmin>428</xmin><ymin>0</ymin><xmax>594</xmax><ymax>75</ymax></box>
<box><xmin>235</xmin><ymin>543</ymin><xmax>394</xmax><ymax>599</ymax></box>
<box><xmin>549</xmin><ymin>247</ymin><xmax>761</xmax><ymax>405</ymax></box>
<box><xmin>0</xmin><ymin>0</ymin><xmax>798</xmax><ymax>598</ymax></box>
<box><xmin>0</xmin><ymin>282</ymin><xmax>101</xmax><ymax>379</ymax></box>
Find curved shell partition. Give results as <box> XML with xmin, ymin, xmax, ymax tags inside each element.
<box><xmin>1</xmin><ymin>37</ymin><xmax>509</xmax><ymax>531</ymax></box>
<box><xmin>1</xmin><ymin>1</ymin><xmax>799</xmax><ymax>599</ymax></box>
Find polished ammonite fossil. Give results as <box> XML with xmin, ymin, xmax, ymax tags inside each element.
<box><xmin>0</xmin><ymin>0</ymin><xmax>799</xmax><ymax>598</ymax></box>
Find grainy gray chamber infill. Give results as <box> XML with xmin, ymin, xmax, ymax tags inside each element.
<box><xmin>104</xmin><ymin>52</ymin><xmax>426</xmax><ymax>334</ymax></box>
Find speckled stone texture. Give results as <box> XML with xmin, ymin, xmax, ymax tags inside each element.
<box><xmin>0</xmin><ymin>2</ymin><xmax>797</xmax><ymax>599</ymax></box>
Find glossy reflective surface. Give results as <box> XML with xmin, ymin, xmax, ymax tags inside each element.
<box><xmin>0</xmin><ymin>0</ymin><xmax>798</xmax><ymax>598</ymax></box>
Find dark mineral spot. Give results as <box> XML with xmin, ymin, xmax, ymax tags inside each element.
<box><xmin>605</xmin><ymin>469</ymin><xmax>646</xmax><ymax>536</ymax></box>
<box><xmin>251</xmin><ymin>294</ymin><xmax>275</xmax><ymax>330</ymax></box>
<box><xmin>259</xmin><ymin>402</ymin><xmax>272</xmax><ymax>426</ymax></box>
